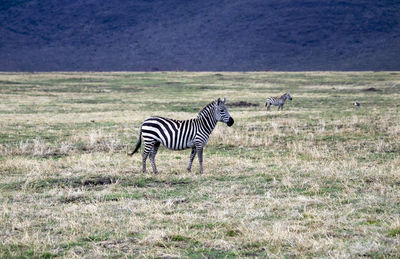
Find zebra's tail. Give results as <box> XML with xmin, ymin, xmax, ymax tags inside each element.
<box><xmin>128</xmin><ymin>128</ymin><xmax>142</xmax><ymax>156</ymax></box>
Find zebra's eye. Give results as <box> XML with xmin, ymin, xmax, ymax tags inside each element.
<box><xmin>220</xmin><ymin>109</ymin><xmax>224</xmax><ymax>112</ymax></box>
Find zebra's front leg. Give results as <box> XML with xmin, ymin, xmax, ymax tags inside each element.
<box><xmin>267</xmin><ymin>103</ymin><xmax>271</xmax><ymax>111</ymax></box>
<box><xmin>187</xmin><ymin>147</ymin><xmax>196</xmax><ymax>172</ymax></box>
<box><xmin>197</xmin><ymin>147</ymin><xmax>204</xmax><ymax>174</ymax></box>
<box><xmin>149</xmin><ymin>142</ymin><xmax>160</xmax><ymax>174</ymax></box>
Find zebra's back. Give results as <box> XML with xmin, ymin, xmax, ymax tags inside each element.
<box><xmin>141</xmin><ymin>116</ymin><xmax>196</xmax><ymax>150</ymax></box>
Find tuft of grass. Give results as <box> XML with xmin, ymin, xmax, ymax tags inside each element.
<box><xmin>388</xmin><ymin>227</ymin><xmax>400</xmax><ymax>237</ymax></box>
<box><xmin>226</xmin><ymin>229</ymin><xmax>242</xmax><ymax>237</ymax></box>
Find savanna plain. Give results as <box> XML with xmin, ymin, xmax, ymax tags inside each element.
<box><xmin>0</xmin><ymin>72</ymin><xmax>399</xmax><ymax>258</ymax></box>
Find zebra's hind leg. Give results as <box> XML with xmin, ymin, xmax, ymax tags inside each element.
<box><xmin>187</xmin><ymin>147</ymin><xmax>197</xmax><ymax>172</ymax></box>
<box><xmin>149</xmin><ymin>142</ymin><xmax>160</xmax><ymax>174</ymax></box>
<box><xmin>141</xmin><ymin>141</ymin><xmax>154</xmax><ymax>173</ymax></box>
<box><xmin>142</xmin><ymin>151</ymin><xmax>149</xmax><ymax>173</ymax></box>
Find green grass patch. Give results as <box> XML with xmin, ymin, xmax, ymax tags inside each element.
<box><xmin>388</xmin><ymin>227</ymin><xmax>400</xmax><ymax>237</ymax></box>
<box><xmin>186</xmin><ymin>248</ymin><xmax>237</xmax><ymax>258</ymax></box>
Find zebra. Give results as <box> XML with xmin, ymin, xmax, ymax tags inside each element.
<box><xmin>128</xmin><ymin>98</ymin><xmax>234</xmax><ymax>174</ymax></box>
<box><xmin>265</xmin><ymin>92</ymin><xmax>292</xmax><ymax>111</ymax></box>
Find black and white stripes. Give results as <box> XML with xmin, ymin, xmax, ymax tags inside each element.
<box><xmin>129</xmin><ymin>98</ymin><xmax>234</xmax><ymax>174</ymax></box>
<box><xmin>265</xmin><ymin>92</ymin><xmax>292</xmax><ymax>111</ymax></box>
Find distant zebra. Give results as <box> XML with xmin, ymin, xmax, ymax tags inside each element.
<box><xmin>265</xmin><ymin>92</ymin><xmax>292</xmax><ymax>111</ymax></box>
<box><xmin>129</xmin><ymin>98</ymin><xmax>234</xmax><ymax>174</ymax></box>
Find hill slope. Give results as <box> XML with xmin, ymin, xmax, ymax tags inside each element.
<box><xmin>1</xmin><ymin>0</ymin><xmax>400</xmax><ymax>71</ymax></box>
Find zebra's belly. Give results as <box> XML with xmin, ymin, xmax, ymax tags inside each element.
<box><xmin>163</xmin><ymin>139</ymin><xmax>194</xmax><ymax>150</ymax></box>
<box><xmin>163</xmin><ymin>145</ymin><xmax>189</xmax><ymax>150</ymax></box>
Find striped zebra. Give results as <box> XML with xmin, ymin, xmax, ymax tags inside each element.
<box><xmin>129</xmin><ymin>98</ymin><xmax>234</xmax><ymax>174</ymax></box>
<box><xmin>265</xmin><ymin>92</ymin><xmax>292</xmax><ymax>111</ymax></box>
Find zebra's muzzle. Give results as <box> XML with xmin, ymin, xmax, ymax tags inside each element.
<box><xmin>227</xmin><ymin>117</ymin><xmax>234</xmax><ymax>127</ymax></box>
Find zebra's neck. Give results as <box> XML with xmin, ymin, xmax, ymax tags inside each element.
<box><xmin>196</xmin><ymin>102</ymin><xmax>217</xmax><ymax>135</ymax></box>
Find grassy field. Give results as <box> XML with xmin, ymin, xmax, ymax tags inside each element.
<box><xmin>0</xmin><ymin>71</ymin><xmax>399</xmax><ymax>258</ymax></box>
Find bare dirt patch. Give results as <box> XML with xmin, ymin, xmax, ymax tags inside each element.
<box><xmin>227</xmin><ymin>101</ymin><xmax>259</xmax><ymax>107</ymax></box>
<box><xmin>83</xmin><ymin>177</ymin><xmax>117</xmax><ymax>186</ymax></box>
<box><xmin>362</xmin><ymin>87</ymin><xmax>381</xmax><ymax>92</ymax></box>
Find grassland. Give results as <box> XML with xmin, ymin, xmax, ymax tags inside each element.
<box><xmin>0</xmin><ymin>71</ymin><xmax>399</xmax><ymax>258</ymax></box>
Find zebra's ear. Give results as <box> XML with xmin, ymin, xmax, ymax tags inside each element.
<box><xmin>222</xmin><ymin>97</ymin><xmax>226</xmax><ymax>104</ymax></box>
<box><xmin>217</xmin><ymin>98</ymin><xmax>221</xmax><ymax>105</ymax></box>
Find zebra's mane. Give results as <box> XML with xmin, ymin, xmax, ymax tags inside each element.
<box><xmin>197</xmin><ymin>100</ymin><xmax>217</xmax><ymax>118</ymax></box>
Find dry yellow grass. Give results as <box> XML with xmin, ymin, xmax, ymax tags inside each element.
<box><xmin>0</xmin><ymin>72</ymin><xmax>399</xmax><ymax>257</ymax></box>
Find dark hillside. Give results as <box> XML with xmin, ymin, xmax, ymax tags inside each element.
<box><xmin>1</xmin><ymin>0</ymin><xmax>399</xmax><ymax>71</ymax></box>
